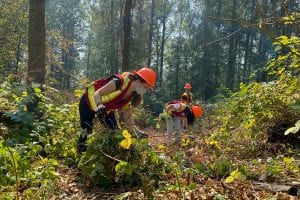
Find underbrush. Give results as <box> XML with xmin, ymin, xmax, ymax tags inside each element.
<box><xmin>78</xmin><ymin>127</ymin><xmax>172</xmax><ymax>197</ymax></box>
<box><xmin>207</xmin><ymin>33</ymin><xmax>300</xmax><ymax>157</ymax></box>
<box><xmin>0</xmin><ymin>79</ymin><xmax>79</xmax><ymax>199</ymax></box>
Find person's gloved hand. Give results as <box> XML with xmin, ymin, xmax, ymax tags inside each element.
<box><xmin>95</xmin><ymin>104</ymin><xmax>106</xmax><ymax>119</ymax></box>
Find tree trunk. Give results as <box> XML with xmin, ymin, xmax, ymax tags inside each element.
<box><xmin>122</xmin><ymin>0</ymin><xmax>132</xmax><ymax>71</ymax></box>
<box><xmin>159</xmin><ymin>0</ymin><xmax>167</xmax><ymax>85</ymax></box>
<box><xmin>214</xmin><ymin>0</ymin><xmax>222</xmax><ymax>92</ymax></box>
<box><xmin>155</xmin><ymin>23</ymin><xmax>160</xmax><ymax>76</ymax></box>
<box><xmin>86</xmin><ymin>32</ymin><xmax>91</xmax><ymax>79</ymax></box>
<box><xmin>15</xmin><ymin>34</ymin><xmax>22</xmax><ymax>73</ymax></box>
<box><xmin>28</xmin><ymin>0</ymin><xmax>46</xmax><ymax>85</ymax></box>
<box><xmin>110</xmin><ymin>1</ymin><xmax>117</xmax><ymax>74</ymax></box>
<box><xmin>147</xmin><ymin>0</ymin><xmax>155</xmax><ymax>67</ymax></box>
<box><xmin>27</xmin><ymin>0</ymin><xmax>46</xmax><ymax>112</ymax></box>
<box><xmin>226</xmin><ymin>0</ymin><xmax>237</xmax><ymax>90</ymax></box>
<box><xmin>242</xmin><ymin>33</ymin><xmax>250</xmax><ymax>83</ymax></box>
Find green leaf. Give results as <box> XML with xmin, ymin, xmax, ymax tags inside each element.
<box><xmin>283</xmin><ymin>157</ymin><xmax>294</xmax><ymax>165</ymax></box>
<box><xmin>115</xmin><ymin>161</ymin><xmax>133</xmax><ymax>176</ymax></box>
<box><xmin>225</xmin><ymin>169</ymin><xmax>246</xmax><ymax>183</ymax></box>
<box><xmin>284</xmin><ymin>126</ymin><xmax>299</xmax><ymax>135</ymax></box>
<box><xmin>34</xmin><ymin>87</ymin><xmax>41</xmax><ymax>94</ymax></box>
<box><xmin>292</xmin><ymin>100</ymin><xmax>300</xmax><ymax>111</ymax></box>
<box><xmin>284</xmin><ymin>120</ymin><xmax>300</xmax><ymax>135</ymax></box>
<box><xmin>115</xmin><ymin>161</ymin><xmax>128</xmax><ymax>173</ymax></box>
<box><xmin>225</xmin><ymin>175</ymin><xmax>234</xmax><ymax>183</ymax></box>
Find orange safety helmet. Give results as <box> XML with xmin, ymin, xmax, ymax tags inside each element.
<box><xmin>192</xmin><ymin>105</ymin><xmax>203</xmax><ymax>118</ymax></box>
<box><xmin>134</xmin><ymin>67</ymin><xmax>157</xmax><ymax>90</ymax></box>
<box><xmin>184</xmin><ymin>83</ymin><xmax>192</xmax><ymax>89</ymax></box>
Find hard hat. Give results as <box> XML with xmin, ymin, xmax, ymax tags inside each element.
<box><xmin>192</xmin><ymin>105</ymin><xmax>203</xmax><ymax>118</ymax></box>
<box><xmin>184</xmin><ymin>83</ymin><xmax>192</xmax><ymax>89</ymax></box>
<box><xmin>134</xmin><ymin>67</ymin><xmax>157</xmax><ymax>90</ymax></box>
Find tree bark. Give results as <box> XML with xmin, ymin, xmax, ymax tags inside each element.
<box><xmin>122</xmin><ymin>0</ymin><xmax>132</xmax><ymax>71</ymax></box>
<box><xmin>27</xmin><ymin>0</ymin><xmax>46</xmax><ymax>112</ymax></box>
<box><xmin>159</xmin><ymin>0</ymin><xmax>167</xmax><ymax>85</ymax></box>
<box><xmin>226</xmin><ymin>0</ymin><xmax>237</xmax><ymax>90</ymax></box>
<box><xmin>147</xmin><ymin>0</ymin><xmax>155</xmax><ymax>67</ymax></box>
<box><xmin>28</xmin><ymin>0</ymin><xmax>46</xmax><ymax>85</ymax></box>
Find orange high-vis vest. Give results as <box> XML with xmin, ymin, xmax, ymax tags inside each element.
<box><xmin>85</xmin><ymin>73</ymin><xmax>133</xmax><ymax>111</ymax></box>
<box><xmin>167</xmin><ymin>100</ymin><xmax>188</xmax><ymax>117</ymax></box>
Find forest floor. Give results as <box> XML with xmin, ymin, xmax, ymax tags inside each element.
<box><xmin>56</xmin><ymin>128</ymin><xmax>300</xmax><ymax>200</ymax></box>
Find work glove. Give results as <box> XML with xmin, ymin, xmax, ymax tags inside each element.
<box><xmin>95</xmin><ymin>104</ymin><xmax>106</xmax><ymax>119</ymax></box>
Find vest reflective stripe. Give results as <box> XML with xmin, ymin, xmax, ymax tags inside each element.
<box><xmin>87</xmin><ymin>74</ymin><xmax>131</xmax><ymax>111</ymax></box>
<box><xmin>87</xmin><ymin>85</ymin><xmax>97</xmax><ymax>111</ymax></box>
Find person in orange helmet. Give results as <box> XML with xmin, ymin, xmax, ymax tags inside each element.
<box><xmin>181</xmin><ymin>83</ymin><xmax>193</xmax><ymax>106</ymax></box>
<box><xmin>164</xmin><ymin>96</ymin><xmax>202</xmax><ymax>144</ymax></box>
<box><xmin>78</xmin><ymin>67</ymin><xmax>157</xmax><ymax>153</ymax></box>
<box><xmin>181</xmin><ymin>83</ymin><xmax>194</xmax><ymax>130</ymax></box>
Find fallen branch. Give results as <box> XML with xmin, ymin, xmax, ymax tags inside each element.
<box><xmin>253</xmin><ymin>181</ymin><xmax>298</xmax><ymax>196</ymax></box>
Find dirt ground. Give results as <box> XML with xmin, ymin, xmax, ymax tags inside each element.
<box><xmin>56</xmin><ymin>128</ymin><xmax>300</xmax><ymax>200</ymax></box>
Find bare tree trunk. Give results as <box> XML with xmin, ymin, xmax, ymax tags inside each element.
<box><xmin>155</xmin><ymin>23</ymin><xmax>160</xmax><ymax>75</ymax></box>
<box><xmin>226</xmin><ymin>0</ymin><xmax>237</xmax><ymax>89</ymax></box>
<box><xmin>242</xmin><ymin>33</ymin><xmax>250</xmax><ymax>83</ymax></box>
<box><xmin>28</xmin><ymin>0</ymin><xmax>46</xmax><ymax>85</ymax></box>
<box><xmin>86</xmin><ymin>32</ymin><xmax>91</xmax><ymax>79</ymax></box>
<box><xmin>15</xmin><ymin>34</ymin><xmax>22</xmax><ymax>73</ymax></box>
<box><xmin>27</xmin><ymin>0</ymin><xmax>45</xmax><ymax>112</ymax></box>
<box><xmin>110</xmin><ymin>1</ymin><xmax>117</xmax><ymax>74</ymax></box>
<box><xmin>122</xmin><ymin>0</ymin><xmax>132</xmax><ymax>71</ymax></box>
<box><xmin>147</xmin><ymin>0</ymin><xmax>155</xmax><ymax>67</ymax></box>
<box><xmin>159</xmin><ymin>0</ymin><xmax>167</xmax><ymax>85</ymax></box>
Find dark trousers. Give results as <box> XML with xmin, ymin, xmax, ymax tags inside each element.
<box><xmin>77</xmin><ymin>95</ymin><xmax>117</xmax><ymax>153</ymax></box>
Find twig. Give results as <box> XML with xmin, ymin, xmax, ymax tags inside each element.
<box><xmin>205</xmin><ymin>29</ymin><xmax>241</xmax><ymax>46</ymax></box>
<box><xmin>99</xmin><ymin>149</ymin><xmax>123</xmax><ymax>162</ymax></box>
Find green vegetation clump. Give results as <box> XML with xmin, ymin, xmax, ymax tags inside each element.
<box><xmin>207</xmin><ymin>34</ymin><xmax>300</xmax><ymax>158</ymax></box>
<box><xmin>0</xmin><ymin>80</ymin><xmax>79</xmax><ymax>199</ymax></box>
<box><xmin>78</xmin><ymin>128</ymin><xmax>168</xmax><ymax>189</ymax></box>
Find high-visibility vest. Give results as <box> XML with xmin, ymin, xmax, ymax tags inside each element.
<box><xmin>181</xmin><ymin>92</ymin><xmax>193</xmax><ymax>104</ymax></box>
<box><xmin>85</xmin><ymin>73</ymin><xmax>133</xmax><ymax>111</ymax></box>
<box><xmin>167</xmin><ymin>100</ymin><xmax>188</xmax><ymax>117</ymax></box>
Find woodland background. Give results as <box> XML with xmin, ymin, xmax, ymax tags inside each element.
<box><xmin>0</xmin><ymin>0</ymin><xmax>299</xmax><ymax>199</ymax></box>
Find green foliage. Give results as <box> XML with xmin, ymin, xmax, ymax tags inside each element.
<box><xmin>284</xmin><ymin>120</ymin><xmax>300</xmax><ymax>135</ymax></box>
<box><xmin>132</xmin><ymin>106</ymin><xmax>158</xmax><ymax>128</ymax></box>
<box><xmin>78</xmin><ymin>129</ymin><xmax>168</xmax><ymax>187</ymax></box>
<box><xmin>267</xmin><ymin>35</ymin><xmax>300</xmax><ymax>76</ymax></box>
<box><xmin>0</xmin><ymin>138</ymin><xmax>60</xmax><ymax>199</ymax></box>
<box><xmin>0</xmin><ymin>79</ymin><xmax>79</xmax><ymax>198</ymax></box>
<box><xmin>209</xmin><ymin>158</ymin><xmax>232</xmax><ymax>179</ymax></box>
<box><xmin>0</xmin><ymin>0</ymin><xmax>28</xmax><ymax>78</ymax></box>
<box><xmin>225</xmin><ymin>168</ymin><xmax>246</xmax><ymax>183</ymax></box>
<box><xmin>210</xmin><ymin>73</ymin><xmax>299</xmax><ymax>156</ymax></box>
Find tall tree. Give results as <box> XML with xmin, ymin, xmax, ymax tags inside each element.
<box><xmin>28</xmin><ymin>0</ymin><xmax>46</xmax><ymax>85</ymax></box>
<box><xmin>147</xmin><ymin>0</ymin><xmax>155</xmax><ymax>67</ymax></box>
<box><xmin>225</xmin><ymin>0</ymin><xmax>237</xmax><ymax>89</ymax></box>
<box><xmin>46</xmin><ymin>0</ymin><xmax>83</xmax><ymax>88</ymax></box>
<box><xmin>122</xmin><ymin>0</ymin><xmax>133</xmax><ymax>71</ymax></box>
<box><xmin>159</xmin><ymin>0</ymin><xmax>167</xmax><ymax>85</ymax></box>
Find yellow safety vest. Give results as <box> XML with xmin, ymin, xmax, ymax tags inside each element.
<box><xmin>86</xmin><ymin>73</ymin><xmax>132</xmax><ymax>111</ymax></box>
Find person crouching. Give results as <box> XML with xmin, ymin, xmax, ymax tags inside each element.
<box><xmin>164</xmin><ymin>97</ymin><xmax>202</xmax><ymax>144</ymax></box>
